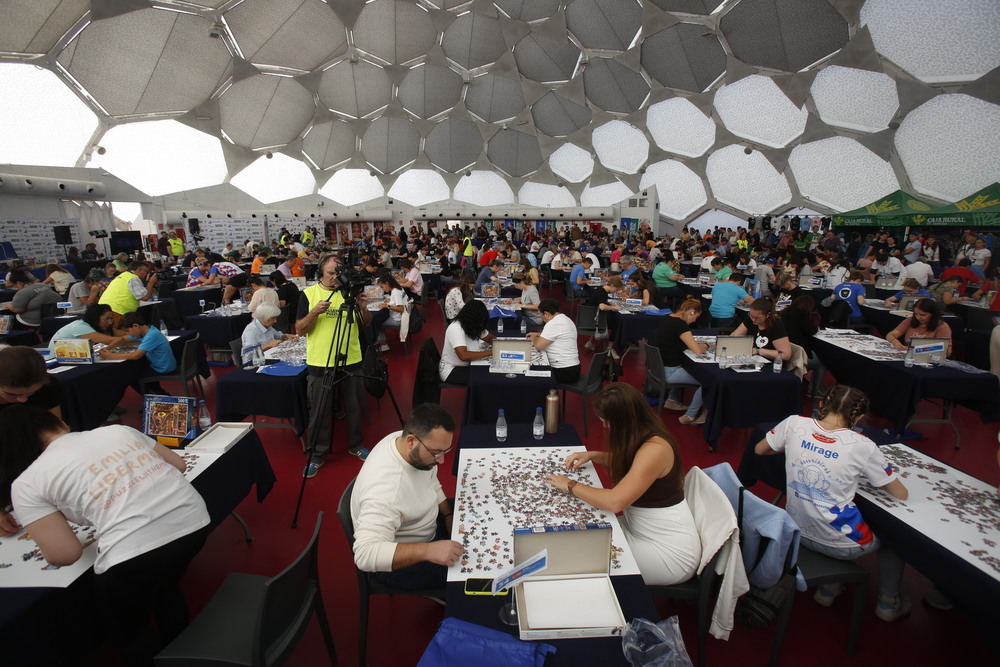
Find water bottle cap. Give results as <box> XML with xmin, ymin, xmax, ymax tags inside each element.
<box><xmin>498</xmin><ymin>409</ymin><xmax>504</xmax><ymax>414</ymax></box>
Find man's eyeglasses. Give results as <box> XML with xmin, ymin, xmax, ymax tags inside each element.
<box><xmin>414</xmin><ymin>434</ymin><xmax>452</xmax><ymax>460</ymax></box>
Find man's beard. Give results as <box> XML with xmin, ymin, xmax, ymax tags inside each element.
<box><xmin>407</xmin><ymin>447</ymin><xmax>436</xmax><ymax>471</ymax></box>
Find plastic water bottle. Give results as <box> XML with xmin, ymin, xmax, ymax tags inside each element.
<box><xmin>197</xmin><ymin>400</ymin><xmax>211</xmax><ymax>430</ymax></box>
<box><xmin>159</xmin><ymin>319</ymin><xmax>168</xmax><ymax>336</ymax></box>
<box><xmin>532</xmin><ymin>407</ymin><xmax>544</xmax><ymax>440</ymax></box>
<box><xmin>252</xmin><ymin>344</ymin><xmax>265</xmax><ymax>368</ymax></box>
<box><xmin>496</xmin><ymin>409</ymin><xmax>507</xmax><ymax>442</ymax></box>
<box><xmin>719</xmin><ymin>346</ymin><xmax>728</xmax><ymax>369</ymax></box>
<box><xmin>904</xmin><ymin>347</ymin><xmax>915</xmax><ymax>367</ymax></box>
<box><xmin>520</xmin><ymin>318</ymin><xmax>527</xmax><ymax>334</ymax></box>
<box><xmin>773</xmin><ymin>350</ymin><xmax>783</xmax><ymax>373</ymax></box>
<box><xmin>199</xmin><ymin>299</ymin><xmax>206</xmax><ymax>314</ymax></box>
<box><xmin>497</xmin><ymin>317</ymin><xmax>504</xmax><ymax>333</ymax></box>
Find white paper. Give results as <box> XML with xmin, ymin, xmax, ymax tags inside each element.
<box><xmin>522</xmin><ymin>577</ymin><xmax>623</xmax><ymax>629</ymax></box>
<box><xmin>525</xmin><ymin>369</ymin><xmax>552</xmax><ymax>377</ymax></box>
<box><xmin>46</xmin><ymin>366</ymin><xmax>73</xmax><ymax>374</ymax></box>
<box><xmin>186</xmin><ymin>423</ymin><xmax>251</xmax><ymax>452</ymax></box>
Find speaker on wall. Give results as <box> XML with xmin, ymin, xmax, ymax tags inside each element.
<box><xmin>188</xmin><ymin>218</ymin><xmax>201</xmax><ymax>233</ymax></box>
<box><xmin>53</xmin><ymin>226</ymin><xmax>72</xmax><ymax>245</ymax></box>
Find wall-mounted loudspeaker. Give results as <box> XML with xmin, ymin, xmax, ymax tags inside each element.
<box><xmin>188</xmin><ymin>218</ymin><xmax>201</xmax><ymax>233</ymax></box>
<box><xmin>53</xmin><ymin>226</ymin><xmax>72</xmax><ymax>245</ymax></box>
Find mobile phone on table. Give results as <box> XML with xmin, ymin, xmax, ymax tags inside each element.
<box><xmin>464</xmin><ymin>577</ymin><xmax>508</xmax><ymax>596</ymax></box>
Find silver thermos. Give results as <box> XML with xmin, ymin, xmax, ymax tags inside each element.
<box><xmin>544</xmin><ymin>389</ymin><xmax>559</xmax><ymax>434</ymax></box>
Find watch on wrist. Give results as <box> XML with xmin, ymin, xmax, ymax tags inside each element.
<box><xmin>567</xmin><ymin>480</ymin><xmax>578</xmax><ymax>497</ymax></box>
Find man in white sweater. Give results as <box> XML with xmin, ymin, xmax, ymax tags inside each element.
<box><xmin>350</xmin><ymin>403</ymin><xmax>462</xmax><ymax>590</ymax></box>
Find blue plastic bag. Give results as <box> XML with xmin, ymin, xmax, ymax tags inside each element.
<box><xmin>417</xmin><ymin>617</ymin><xmax>556</xmax><ymax>667</ymax></box>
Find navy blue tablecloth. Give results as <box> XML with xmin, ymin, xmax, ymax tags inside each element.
<box><xmin>215</xmin><ymin>367</ymin><xmax>309</xmax><ymax>435</ymax></box>
<box><xmin>172</xmin><ymin>286</ymin><xmax>223</xmax><ymax>318</ymax></box>
<box><xmin>463</xmin><ymin>366</ymin><xmax>556</xmax><ymax>425</ymax></box>
<box><xmin>608</xmin><ymin>311</ymin><xmax>670</xmax><ymax>349</ymax></box>
<box><xmin>54</xmin><ymin>329</ymin><xmax>208</xmax><ymax>431</ymax></box>
<box><xmin>184</xmin><ymin>311</ymin><xmax>252</xmax><ymax>347</ymax></box>
<box><xmin>965</xmin><ymin>328</ymin><xmax>991</xmax><ymax>370</ymax></box>
<box><xmin>452</xmin><ymin>423</ymin><xmax>581</xmax><ymax>475</ymax></box>
<box><xmin>953</xmin><ymin>302</ymin><xmax>996</xmax><ymax>331</ymax></box>
<box><xmin>811</xmin><ymin>335</ymin><xmax>1000</xmax><ymax>433</ymax></box>
<box><xmin>681</xmin><ymin>355</ymin><xmax>803</xmax><ymax>451</ymax></box>
<box><xmin>0</xmin><ymin>328</ymin><xmax>39</xmax><ymax>346</ymax></box>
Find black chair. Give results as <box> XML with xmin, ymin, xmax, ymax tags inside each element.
<box><xmin>575</xmin><ymin>304</ymin><xmax>608</xmax><ymax>341</ymax></box>
<box><xmin>155</xmin><ymin>513</ymin><xmax>336</xmax><ymax>667</ymax></box>
<box><xmin>563</xmin><ymin>278</ymin><xmax>584</xmax><ymax>315</ymax></box>
<box><xmin>337</xmin><ymin>479</ymin><xmax>443</xmax><ymax>667</ymax></box>
<box><xmin>229</xmin><ymin>337</ymin><xmax>245</xmax><ymax>368</ymax></box>
<box><xmin>438</xmin><ymin>298</ymin><xmax>453</xmax><ymax>326</ymax></box>
<box><xmin>641</xmin><ymin>342</ymin><xmax>698</xmax><ymax>414</ymax></box>
<box><xmin>139</xmin><ymin>335</ymin><xmax>205</xmax><ymax>400</ymax></box>
<box><xmin>556</xmin><ymin>350</ymin><xmax>608</xmax><ymax>437</ymax></box>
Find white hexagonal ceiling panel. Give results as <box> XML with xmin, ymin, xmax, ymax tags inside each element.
<box><xmin>1</xmin><ymin>0</ymin><xmax>998</xmax><ymax>221</ymax></box>
<box><xmin>230</xmin><ymin>153</ymin><xmax>316</xmax><ymax>204</ymax></box>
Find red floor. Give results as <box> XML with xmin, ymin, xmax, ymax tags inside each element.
<box><xmin>85</xmin><ymin>292</ymin><xmax>999</xmax><ymax>666</ymax></box>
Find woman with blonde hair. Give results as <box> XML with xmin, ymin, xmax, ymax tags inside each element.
<box><xmin>545</xmin><ymin>382</ymin><xmax>700</xmax><ymax>585</ymax></box>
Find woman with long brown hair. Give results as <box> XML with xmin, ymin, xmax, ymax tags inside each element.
<box><xmin>656</xmin><ymin>296</ymin><xmax>708</xmax><ymax>424</ymax></box>
<box><xmin>545</xmin><ymin>383</ymin><xmax>700</xmax><ymax>585</ymax></box>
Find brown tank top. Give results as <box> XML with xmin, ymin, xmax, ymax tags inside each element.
<box><xmin>632</xmin><ymin>437</ymin><xmax>684</xmax><ymax>508</ymax></box>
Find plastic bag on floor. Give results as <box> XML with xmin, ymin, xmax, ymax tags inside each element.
<box><xmin>621</xmin><ymin>616</ymin><xmax>692</xmax><ymax>667</ymax></box>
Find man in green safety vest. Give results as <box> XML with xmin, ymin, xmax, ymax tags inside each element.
<box><xmin>99</xmin><ymin>260</ymin><xmax>160</xmax><ymax>328</ymax></box>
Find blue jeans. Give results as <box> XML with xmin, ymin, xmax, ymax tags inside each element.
<box><xmin>800</xmin><ymin>534</ymin><xmax>904</xmax><ymax>597</ymax></box>
<box><xmin>663</xmin><ymin>365</ymin><xmax>703</xmax><ymax>418</ymax></box>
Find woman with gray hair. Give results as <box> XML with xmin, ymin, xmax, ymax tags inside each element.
<box><xmin>241</xmin><ymin>302</ymin><xmax>298</xmax><ymax>354</ymax></box>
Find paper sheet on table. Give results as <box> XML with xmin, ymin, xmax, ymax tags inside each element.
<box><xmin>522</xmin><ymin>577</ymin><xmax>622</xmax><ymax>629</ymax></box>
<box><xmin>525</xmin><ymin>369</ymin><xmax>551</xmax><ymax>377</ymax></box>
<box><xmin>47</xmin><ymin>366</ymin><xmax>73</xmax><ymax>374</ymax></box>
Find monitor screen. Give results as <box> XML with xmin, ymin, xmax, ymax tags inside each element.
<box><xmin>109</xmin><ymin>231</ymin><xmax>144</xmax><ymax>254</ymax></box>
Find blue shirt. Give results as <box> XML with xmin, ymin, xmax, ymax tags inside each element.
<box><xmin>619</xmin><ymin>265</ymin><xmax>638</xmax><ymax>280</ymax></box>
<box><xmin>834</xmin><ymin>282</ymin><xmax>865</xmax><ymax>318</ymax></box>
<box><xmin>241</xmin><ymin>319</ymin><xmax>282</xmax><ymax>353</ymax></box>
<box><xmin>890</xmin><ymin>288</ymin><xmax>930</xmax><ymax>301</ymax></box>
<box><xmin>569</xmin><ymin>264</ymin><xmax>587</xmax><ymax>291</ymax></box>
<box><xmin>709</xmin><ymin>281</ymin><xmax>749</xmax><ymax>318</ymax></box>
<box><xmin>134</xmin><ymin>327</ymin><xmax>176</xmax><ymax>374</ymax></box>
<box><xmin>51</xmin><ymin>318</ymin><xmax>94</xmax><ymax>340</ymax></box>
<box><xmin>474</xmin><ymin>267</ymin><xmax>495</xmax><ymax>294</ymax></box>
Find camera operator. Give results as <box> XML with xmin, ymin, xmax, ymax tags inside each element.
<box><xmin>295</xmin><ymin>253</ymin><xmax>372</xmax><ymax>477</ymax></box>
<box><xmin>98</xmin><ymin>260</ymin><xmax>160</xmax><ymax>329</ymax></box>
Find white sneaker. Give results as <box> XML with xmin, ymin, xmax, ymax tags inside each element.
<box><xmin>609</xmin><ymin>348</ymin><xmax>621</xmax><ymax>360</ymax></box>
<box><xmin>378</xmin><ymin>343</ymin><xmax>390</xmax><ymax>352</ymax></box>
<box><xmin>663</xmin><ymin>399</ymin><xmax>689</xmax><ymax>412</ymax></box>
<box><xmin>584</xmin><ymin>340</ymin><xmax>596</xmax><ymax>351</ymax></box>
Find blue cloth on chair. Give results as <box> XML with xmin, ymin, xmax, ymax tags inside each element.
<box><xmin>703</xmin><ymin>462</ymin><xmax>806</xmax><ymax>591</ymax></box>
<box><xmin>489</xmin><ymin>305</ymin><xmax>516</xmax><ymax>319</ymax></box>
<box><xmin>417</xmin><ymin>617</ymin><xmax>556</xmax><ymax>667</ymax></box>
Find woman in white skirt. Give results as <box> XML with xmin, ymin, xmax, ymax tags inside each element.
<box><xmin>546</xmin><ymin>382</ymin><xmax>700</xmax><ymax>585</ymax></box>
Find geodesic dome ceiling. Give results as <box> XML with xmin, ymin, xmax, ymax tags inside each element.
<box><xmin>1</xmin><ymin>0</ymin><xmax>999</xmax><ymax>221</ymax></box>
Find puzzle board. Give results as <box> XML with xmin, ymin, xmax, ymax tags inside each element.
<box><xmin>857</xmin><ymin>443</ymin><xmax>1000</xmax><ymax>580</ymax></box>
<box><xmin>448</xmin><ymin>446</ymin><xmax>641</xmax><ymax>582</ymax></box>
<box><xmin>814</xmin><ymin>331</ymin><xmax>907</xmax><ymax>362</ymax></box>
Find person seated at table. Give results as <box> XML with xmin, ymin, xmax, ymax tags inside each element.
<box><xmin>830</xmin><ymin>269</ymin><xmax>867</xmax><ymax>325</ymax></box>
<box><xmin>586</xmin><ymin>276</ymin><xmax>624</xmax><ymax>357</ymax></box>
<box><xmin>970</xmin><ymin>278</ymin><xmax>1000</xmax><ymax>311</ymax></box>
<box><xmin>277</xmin><ymin>255</ymin><xmax>305</xmax><ymax>279</ymax></box>
<box><xmin>629</xmin><ymin>271</ymin><xmax>662</xmax><ymax>307</ymax></box>
<box><xmin>709</xmin><ymin>272</ymin><xmax>752</xmax><ymax>329</ymax></box>
<box><xmin>351</xmin><ymin>402</ymin><xmax>461</xmax><ymax>591</ymax></box>
<box><xmin>710</xmin><ymin>256</ymin><xmax>733</xmax><ymax>282</ymax></box>
<box><xmin>772</xmin><ymin>269</ymin><xmax>805</xmax><ymax>303</ymax></box>
<box><xmin>88</xmin><ymin>262</ymin><xmax>118</xmax><ymax>302</ymax></box>
<box><xmin>886</xmin><ymin>298</ymin><xmax>952</xmax><ymax>356</ymax></box>
<box><xmin>656</xmin><ymin>297</ymin><xmax>708</xmax><ymax>426</ymax></box>
<box><xmin>439</xmin><ymin>300</ymin><xmax>493</xmax><ymax>385</ymax></box>
<box><xmin>940</xmin><ymin>258</ymin><xmax>982</xmax><ymax>295</ymax></box>
<box><xmin>397</xmin><ymin>257</ymin><xmax>423</xmax><ymax>297</ymax></box>
<box><xmin>930</xmin><ymin>274</ymin><xmax>973</xmax><ymax>308</ymax></box>
<box><xmin>518</xmin><ymin>255</ymin><xmax>540</xmax><ymax>287</ymax></box>
<box><xmin>51</xmin><ymin>304</ymin><xmax>130</xmax><ymax>348</ymax></box>
<box><xmin>512</xmin><ymin>272</ymin><xmax>543</xmax><ymax>326</ymax></box>
<box><xmin>545</xmin><ymin>382</ymin><xmax>700</xmax><ymax>586</ymax></box>
<box><xmin>98</xmin><ymin>312</ymin><xmax>175</xmax><ymax>393</ymax></box>
<box><xmin>618</xmin><ymin>255</ymin><xmax>639</xmax><ymax>281</ymax></box>
<box><xmin>884</xmin><ymin>278</ymin><xmax>931</xmax><ymax>309</ymax></box>
<box><xmin>754</xmin><ymin>385</ymin><xmax>911</xmax><ymax>621</ymax></box>
<box><xmin>732</xmin><ymin>297</ymin><xmax>793</xmax><ymax>364</ymax></box>
<box><xmin>652</xmin><ymin>252</ymin><xmax>684</xmax><ymax>308</ymax></box>
<box><xmin>474</xmin><ymin>258</ymin><xmax>502</xmax><ymax>295</ymax></box>
<box><xmin>246</xmin><ymin>276</ymin><xmax>279</xmax><ymax>314</ymax></box>
<box><xmin>41</xmin><ymin>263</ymin><xmax>74</xmax><ymax>296</ymax></box>
<box><xmin>444</xmin><ymin>273</ymin><xmax>474</xmax><ymax>322</ymax></box>
<box><xmin>369</xmin><ymin>271</ymin><xmax>408</xmax><ymax>352</ymax></box>
<box><xmin>220</xmin><ymin>266</ymin><xmax>250</xmax><ymax>306</ymax></box>
<box><xmin>5</xmin><ymin>270</ymin><xmax>60</xmax><ymax>328</ymax></box>
<box><xmin>241</xmin><ymin>302</ymin><xmax>298</xmax><ymax>357</ymax></box>
<box><xmin>67</xmin><ymin>271</ymin><xmax>97</xmax><ymax>314</ymax></box>
<box><xmin>184</xmin><ymin>259</ymin><xmax>219</xmax><ymax>288</ymax></box>
<box><xmin>0</xmin><ymin>405</ymin><xmax>211</xmax><ymax>664</ymax></box>
<box><xmin>569</xmin><ymin>257</ymin><xmax>593</xmax><ymax>296</ymax></box>
<box><xmin>526</xmin><ymin>299</ymin><xmax>581</xmax><ymax>383</ymax></box>
<box><xmin>112</xmin><ymin>252</ymin><xmax>130</xmax><ymax>273</ymax></box>
<box><xmin>249</xmin><ymin>249</ymin><xmax>271</xmax><ymax>275</ymax></box>
<box><xmin>780</xmin><ymin>295</ymin><xmax>825</xmax><ymax>395</ymax></box>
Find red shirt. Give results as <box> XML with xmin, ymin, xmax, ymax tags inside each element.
<box><xmin>479</xmin><ymin>250</ymin><xmax>498</xmax><ymax>267</ymax></box>
<box><xmin>940</xmin><ymin>266</ymin><xmax>981</xmax><ymax>294</ymax></box>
